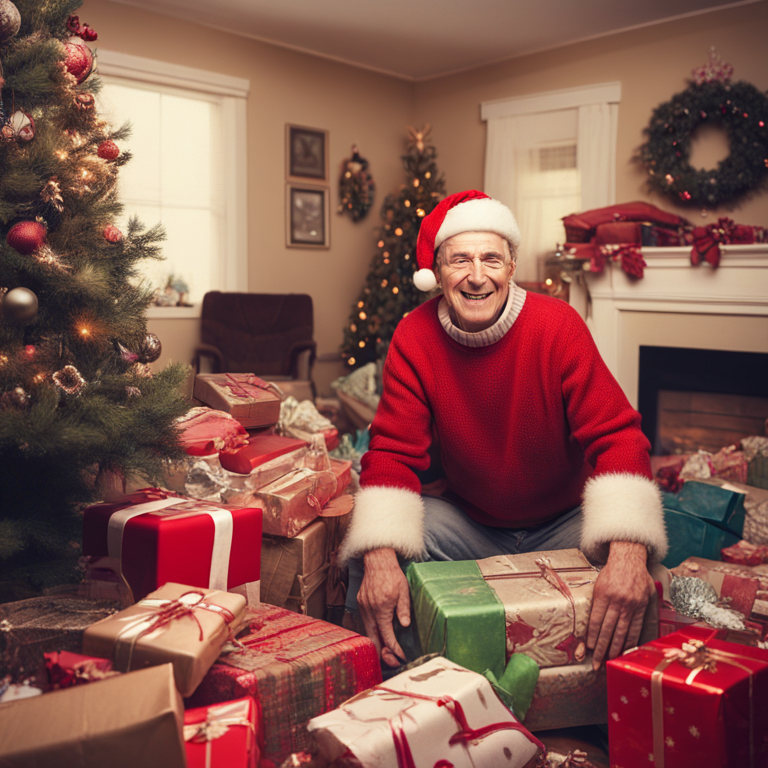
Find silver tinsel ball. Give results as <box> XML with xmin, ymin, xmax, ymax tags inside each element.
<box><xmin>669</xmin><ymin>576</ymin><xmax>718</xmax><ymax>617</ymax></box>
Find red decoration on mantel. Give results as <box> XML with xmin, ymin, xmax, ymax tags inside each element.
<box><xmin>690</xmin><ymin>217</ymin><xmax>768</xmax><ymax>268</ymax></box>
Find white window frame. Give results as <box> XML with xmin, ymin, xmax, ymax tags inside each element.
<box><xmin>97</xmin><ymin>50</ymin><xmax>250</xmax><ymax>319</ymax></box>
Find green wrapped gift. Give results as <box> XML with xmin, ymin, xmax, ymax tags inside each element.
<box><xmin>663</xmin><ymin>481</ymin><xmax>746</xmax><ymax>535</ymax></box>
<box><xmin>662</xmin><ymin>507</ymin><xmax>740</xmax><ymax>568</ymax></box>
<box><xmin>407</xmin><ymin>560</ymin><xmax>506</xmax><ymax>679</ymax></box>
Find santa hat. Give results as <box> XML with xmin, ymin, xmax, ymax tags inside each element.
<box><xmin>413</xmin><ymin>190</ymin><xmax>521</xmax><ymax>292</ymax></box>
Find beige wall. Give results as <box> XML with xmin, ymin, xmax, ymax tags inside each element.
<box><xmin>87</xmin><ymin>0</ymin><xmax>415</xmax><ymax>395</ymax></box>
<box><xmin>414</xmin><ymin>2</ymin><xmax>768</xmax><ymax>228</ymax></box>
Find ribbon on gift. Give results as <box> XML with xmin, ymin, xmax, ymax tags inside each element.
<box><xmin>184</xmin><ymin>699</ymin><xmax>255</xmax><ymax>768</ymax></box>
<box><xmin>106</xmin><ymin>493</ymin><xmax>234</xmax><ymax>592</ymax></box>
<box><xmin>372</xmin><ymin>685</ymin><xmax>546</xmax><ymax>768</ymax></box>
<box><xmin>223</xmin><ymin>373</ymin><xmax>283</xmax><ymax>401</ymax></box>
<box><xmin>648</xmin><ymin>638</ymin><xmax>757</xmax><ymax>768</ymax></box>
<box><xmin>113</xmin><ymin>590</ymin><xmax>236</xmax><ymax>672</ymax></box>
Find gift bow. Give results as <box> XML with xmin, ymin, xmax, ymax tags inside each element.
<box><xmin>690</xmin><ymin>217</ymin><xmax>737</xmax><ymax>268</ymax></box>
<box><xmin>183</xmin><ymin>699</ymin><xmax>254</xmax><ymax>768</ymax></box>
<box><xmin>223</xmin><ymin>373</ymin><xmax>283</xmax><ymax>400</ymax></box>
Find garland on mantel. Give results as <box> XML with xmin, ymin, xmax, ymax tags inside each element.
<box><xmin>639</xmin><ymin>49</ymin><xmax>768</xmax><ymax>209</ymax></box>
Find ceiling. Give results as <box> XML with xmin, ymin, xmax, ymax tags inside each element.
<box><xmin>108</xmin><ymin>0</ymin><xmax>757</xmax><ymax>80</ymax></box>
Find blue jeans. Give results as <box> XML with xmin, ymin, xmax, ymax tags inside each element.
<box><xmin>345</xmin><ymin>495</ymin><xmax>584</xmax><ymax>616</ymax></box>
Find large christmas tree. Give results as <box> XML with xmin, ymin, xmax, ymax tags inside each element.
<box><xmin>0</xmin><ymin>0</ymin><xmax>189</xmax><ymax>601</ymax></box>
<box><xmin>340</xmin><ymin>126</ymin><xmax>445</xmax><ymax>368</ymax></box>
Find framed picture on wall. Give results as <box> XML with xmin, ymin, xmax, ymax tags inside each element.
<box><xmin>286</xmin><ymin>184</ymin><xmax>330</xmax><ymax>249</ymax></box>
<box><xmin>286</xmin><ymin>124</ymin><xmax>328</xmax><ymax>182</ymax></box>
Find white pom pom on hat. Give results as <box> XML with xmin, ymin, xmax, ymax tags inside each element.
<box><xmin>414</xmin><ymin>190</ymin><xmax>521</xmax><ymax>292</ymax></box>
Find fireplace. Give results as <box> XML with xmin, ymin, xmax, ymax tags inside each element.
<box><xmin>570</xmin><ymin>243</ymin><xmax>768</xmax><ymax>451</ymax></box>
<box><xmin>637</xmin><ymin>346</ymin><xmax>768</xmax><ymax>455</ymax></box>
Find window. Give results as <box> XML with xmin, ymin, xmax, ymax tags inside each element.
<box><xmin>97</xmin><ymin>51</ymin><xmax>249</xmax><ymax>317</ymax></box>
<box><xmin>482</xmin><ymin>83</ymin><xmax>620</xmax><ymax>284</ymax></box>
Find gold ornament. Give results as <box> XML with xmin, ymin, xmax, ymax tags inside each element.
<box><xmin>52</xmin><ymin>365</ymin><xmax>86</xmax><ymax>395</ymax></box>
<box><xmin>41</xmin><ymin>179</ymin><xmax>65</xmax><ymax>211</ymax></box>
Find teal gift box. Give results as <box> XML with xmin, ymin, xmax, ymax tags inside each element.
<box><xmin>406</xmin><ymin>560</ymin><xmax>507</xmax><ymax>679</ymax></box>
<box><xmin>661</xmin><ymin>480</ymin><xmax>745</xmax><ymax>568</ymax></box>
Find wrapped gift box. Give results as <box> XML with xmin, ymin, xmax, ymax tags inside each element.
<box><xmin>722</xmin><ymin>539</ymin><xmax>768</xmax><ymax>566</ymax></box>
<box><xmin>82</xmin><ymin>582</ymin><xmax>246</xmax><ymax>697</ymax></box>
<box><xmin>307</xmin><ymin>656</ymin><xmax>543</xmax><ymax>768</ymax></box>
<box><xmin>672</xmin><ymin>557</ymin><xmax>768</xmax><ymax>628</ymax></box>
<box><xmin>185</xmin><ymin>604</ymin><xmax>381</xmax><ymax>765</ymax></box>
<box><xmin>329</xmin><ymin>457</ymin><xmax>352</xmax><ymax>498</ymax></box>
<box><xmin>253</xmin><ymin>467</ymin><xmax>338</xmax><ymax>537</ymax></box>
<box><xmin>184</xmin><ymin>697</ymin><xmax>259</xmax><ymax>768</ymax></box>
<box><xmin>44</xmin><ymin>650</ymin><xmax>118</xmax><ymax>690</ymax></box>
<box><xmin>177</xmin><ymin>407</ymin><xmax>250</xmax><ymax>457</ymax></box>
<box><xmin>219</xmin><ymin>434</ymin><xmax>308</xmax><ymax>475</ymax></box>
<box><xmin>522</xmin><ymin>657</ymin><xmax>607</xmax><ymax>732</ymax></box>
<box><xmin>477</xmin><ymin>549</ymin><xmax>600</xmax><ymax>669</ymax></box>
<box><xmin>82</xmin><ymin>487</ymin><xmax>262</xmax><ymax>604</ymax></box>
<box><xmin>662</xmin><ymin>507</ymin><xmax>741</xmax><ymax>568</ymax></box>
<box><xmin>607</xmin><ymin>630</ymin><xmax>768</xmax><ymax>768</ymax></box>
<box><xmin>0</xmin><ymin>593</ymin><xmax>123</xmax><ymax>681</ymax></box>
<box><xmin>0</xmin><ymin>663</ymin><xmax>186</xmax><ymax>768</ymax></box>
<box><xmin>663</xmin><ymin>480</ymin><xmax>746</xmax><ymax>535</ymax></box>
<box><xmin>261</xmin><ymin>519</ymin><xmax>328</xmax><ymax>618</ymax></box>
<box><xmin>194</xmin><ymin>374</ymin><xmax>282</xmax><ymax>429</ymax></box>
<box><xmin>407</xmin><ymin>559</ymin><xmax>508</xmax><ymax>678</ymax></box>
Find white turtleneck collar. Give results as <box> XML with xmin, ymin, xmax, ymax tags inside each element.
<box><xmin>437</xmin><ymin>279</ymin><xmax>526</xmax><ymax>348</ymax></box>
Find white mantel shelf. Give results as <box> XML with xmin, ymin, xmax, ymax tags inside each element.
<box><xmin>573</xmin><ymin>244</ymin><xmax>768</xmax><ymax>409</ymax></box>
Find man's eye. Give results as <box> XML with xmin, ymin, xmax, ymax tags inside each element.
<box><xmin>485</xmin><ymin>259</ymin><xmax>503</xmax><ymax>268</ymax></box>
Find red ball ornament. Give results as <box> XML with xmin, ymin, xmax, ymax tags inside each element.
<box><xmin>97</xmin><ymin>140</ymin><xmax>120</xmax><ymax>161</ymax></box>
<box><xmin>103</xmin><ymin>225</ymin><xmax>123</xmax><ymax>243</ymax></box>
<box><xmin>63</xmin><ymin>37</ymin><xmax>94</xmax><ymax>84</ymax></box>
<box><xmin>7</xmin><ymin>221</ymin><xmax>47</xmax><ymax>255</ymax></box>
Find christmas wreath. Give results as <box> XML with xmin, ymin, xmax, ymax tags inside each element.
<box><xmin>639</xmin><ymin>50</ymin><xmax>768</xmax><ymax>209</ymax></box>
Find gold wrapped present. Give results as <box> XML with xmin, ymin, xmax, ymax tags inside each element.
<box><xmin>0</xmin><ymin>664</ymin><xmax>186</xmax><ymax>768</ymax></box>
<box><xmin>193</xmin><ymin>374</ymin><xmax>281</xmax><ymax>429</ymax></box>
<box><xmin>82</xmin><ymin>583</ymin><xmax>246</xmax><ymax>697</ymax></box>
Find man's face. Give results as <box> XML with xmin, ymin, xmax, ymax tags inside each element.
<box><xmin>436</xmin><ymin>231</ymin><xmax>515</xmax><ymax>333</ymax></box>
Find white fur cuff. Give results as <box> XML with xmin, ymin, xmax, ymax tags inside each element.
<box><xmin>338</xmin><ymin>485</ymin><xmax>426</xmax><ymax>565</ymax></box>
<box><xmin>580</xmin><ymin>473</ymin><xmax>667</xmax><ymax>564</ymax></box>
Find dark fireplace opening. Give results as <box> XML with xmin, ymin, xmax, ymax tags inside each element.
<box><xmin>638</xmin><ymin>346</ymin><xmax>768</xmax><ymax>455</ymax></box>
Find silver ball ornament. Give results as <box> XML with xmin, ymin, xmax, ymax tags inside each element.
<box><xmin>2</xmin><ymin>287</ymin><xmax>38</xmax><ymax>324</ymax></box>
<box><xmin>136</xmin><ymin>332</ymin><xmax>162</xmax><ymax>363</ymax></box>
<box><xmin>0</xmin><ymin>0</ymin><xmax>21</xmax><ymax>45</ymax></box>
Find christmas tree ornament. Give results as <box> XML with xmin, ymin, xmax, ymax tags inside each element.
<box><xmin>1</xmin><ymin>109</ymin><xmax>35</xmax><ymax>142</ymax></box>
<box><xmin>66</xmin><ymin>14</ymin><xmax>98</xmax><ymax>42</ymax></box>
<box><xmin>32</xmin><ymin>245</ymin><xmax>70</xmax><ymax>272</ymax></box>
<box><xmin>52</xmin><ymin>365</ymin><xmax>86</xmax><ymax>396</ymax></box>
<box><xmin>2</xmin><ymin>286</ymin><xmax>38</xmax><ymax>324</ymax></box>
<box><xmin>103</xmin><ymin>225</ymin><xmax>122</xmax><ymax>243</ymax></box>
<box><xmin>0</xmin><ymin>0</ymin><xmax>20</xmax><ymax>44</ymax></box>
<box><xmin>97</xmin><ymin>140</ymin><xmax>120</xmax><ymax>160</ymax></box>
<box><xmin>63</xmin><ymin>37</ymin><xmax>94</xmax><ymax>84</ymax></box>
<box><xmin>0</xmin><ymin>386</ymin><xmax>29</xmax><ymax>410</ymax></box>
<box><xmin>74</xmin><ymin>92</ymin><xmax>95</xmax><ymax>110</ymax></box>
<box><xmin>115</xmin><ymin>340</ymin><xmax>139</xmax><ymax>363</ymax></box>
<box><xmin>338</xmin><ymin>145</ymin><xmax>375</xmax><ymax>222</ymax></box>
<box><xmin>133</xmin><ymin>362</ymin><xmax>153</xmax><ymax>378</ymax></box>
<box><xmin>125</xmin><ymin>386</ymin><xmax>141</xmax><ymax>398</ymax></box>
<box><xmin>40</xmin><ymin>179</ymin><xmax>64</xmax><ymax>211</ymax></box>
<box><xmin>6</xmin><ymin>220</ymin><xmax>47</xmax><ymax>254</ymax></box>
<box><xmin>136</xmin><ymin>332</ymin><xmax>162</xmax><ymax>363</ymax></box>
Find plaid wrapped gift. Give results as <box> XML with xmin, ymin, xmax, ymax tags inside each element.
<box><xmin>185</xmin><ymin>604</ymin><xmax>381</xmax><ymax>765</ymax></box>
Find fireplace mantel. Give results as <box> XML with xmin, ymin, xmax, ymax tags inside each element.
<box><xmin>573</xmin><ymin>244</ymin><xmax>768</xmax><ymax>409</ymax></box>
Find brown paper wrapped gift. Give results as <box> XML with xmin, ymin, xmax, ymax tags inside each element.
<box><xmin>82</xmin><ymin>582</ymin><xmax>246</xmax><ymax>697</ymax></box>
<box><xmin>476</xmin><ymin>549</ymin><xmax>600</xmax><ymax>668</ymax></box>
<box><xmin>193</xmin><ymin>373</ymin><xmax>282</xmax><ymax>429</ymax></box>
<box><xmin>0</xmin><ymin>663</ymin><xmax>186</xmax><ymax>768</ymax></box>
<box><xmin>261</xmin><ymin>519</ymin><xmax>328</xmax><ymax>618</ymax></box>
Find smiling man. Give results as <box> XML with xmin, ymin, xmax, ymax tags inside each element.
<box><xmin>340</xmin><ymin>190</ymin><xmax>667</xmax><ymax>672</ymax></box>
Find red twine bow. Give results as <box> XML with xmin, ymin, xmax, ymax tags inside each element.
<box><xmin>67</xmin><ymin>15</ymin><xmax>98</xmax><ymax>41</ymax></box>
<box><xmin>223</xmin><ymin>373</ymin><xmax>272</xmax><ymax>399</ymax></box>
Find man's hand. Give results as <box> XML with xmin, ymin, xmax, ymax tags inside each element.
<box><xmin>357</xmin><ymin>547</ymin><xmax>411</xmax><ymax>668</ymax></box>
<box><xmin>587</xmin><ymin>540</ymin><xmax>654</xmax><ymax>670</ymax></box>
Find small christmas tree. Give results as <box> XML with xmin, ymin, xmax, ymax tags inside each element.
<box><xmin>340</xmin><ymin>125</ymin><xmax>445</xmax><ymax>368</ymax></box>
<box><xmin>0</xmin><ymin>0</ymin><xmax>189</xmax><ymax>601</ymax></box>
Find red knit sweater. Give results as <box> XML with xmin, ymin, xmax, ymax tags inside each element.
<box><xmin>360</xmin><ymin>291</ymin><xmax>653</xmax><ymax>527</ymax></box>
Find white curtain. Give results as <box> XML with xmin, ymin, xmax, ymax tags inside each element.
<box><xmin>577</xmin><ymin>102</ymin><xmax>618</xmax><ymax>210</ymax></box>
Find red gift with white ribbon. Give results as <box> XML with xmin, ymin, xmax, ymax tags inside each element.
<box><xmin>82</xmin><ymin>488</ymin><xmax>261</xmax><ymax>604</ymax></box>
<box><xmin>184</xmin><ymin>697</ymin><xmax>259</xmax><ymax>768</ymax></box>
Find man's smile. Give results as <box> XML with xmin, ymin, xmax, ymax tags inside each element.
<box><xmin>460</xmin><ymin>291</ymin><xmax>492</xmax><ymax>300</ymax></box>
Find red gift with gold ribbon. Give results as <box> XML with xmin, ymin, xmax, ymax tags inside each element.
<box><xmin>607</xmin><ymin>629</ymin><xmax>768</xmax><ymax>768</ymax></box>
<box><xmin>184</xmin><ymin>697</ymin><xmax>259</xmax><ymax>768</ymax></box>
